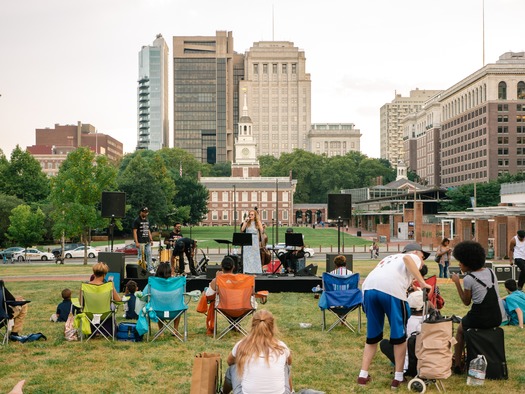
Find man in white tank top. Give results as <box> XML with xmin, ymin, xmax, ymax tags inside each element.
<box><xmin>509</xmin><ymin>230</ymin><xmax>525</xmax><ymax>290</ymax></box>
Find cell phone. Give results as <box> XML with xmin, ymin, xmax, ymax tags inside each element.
<box><xmin>108</xmin><ymin>275</ymin><xmax>114</xmax><ymax>282</ymax></box>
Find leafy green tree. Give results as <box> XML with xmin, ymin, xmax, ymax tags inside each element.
<box><xmin>3</xmin><ymin>146</ymin><xmax>50</xmax><ymax>203</ymax></box>
<box><xmin>50</xmin><ymin>147</ymin><xmax>117</xmax><ymax>263</ymax></box>
<box><xmin>441</xmin><ymin>180</ymin><xmax>501</xmax><ymax>211</ymax></box>
<box><xmin>6</xmin><ymin>205</ymin><xmax>46</xmax><ymax>251</ymax></box>
<box><xmin>173</xmin><ymin>177</ymin><xmax>209</xmax><ymax>225</ymax></box>
<box><xmin>206</xmin><ymin>161</ymin><xmax>231</xmax><ymax>177</ymax></box>
<box><xmin>116</xmin><ymin>153</ymin><xmax>176</xmax><ymax>233</ymax></box>
<box><xmin>0</xmin><ymin>193</ymin><xmax>24</xmax><ymax>247</ymax></box>
<box><xmin>155</xmin><ymin>147</ymin><xmax>208</xmax><ymax>179</ymax></box>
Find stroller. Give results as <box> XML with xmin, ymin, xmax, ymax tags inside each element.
<box><xmin>408</xmin><ymin>290</ymin><xmax>457</xmax><ymax>393</ymax></box>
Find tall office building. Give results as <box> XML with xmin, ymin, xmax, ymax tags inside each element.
<box><xmin>240</xmin><ymin>41</ymin><xmax>311</xmax><ymax>158</ymax></box>
<box><xmin>173</xmin><ymin>31</ymin><xmax>243</xmax><ymax>164</ymax></box>
<box><xmin>137</xmin><ymin>34</ymin><xmax>169</xmax><ymax>151</ymax></box>
<box><xmin>380</xmin><ymin>89</ymin><xmax>440</xmax><ymax>165</ymax></box>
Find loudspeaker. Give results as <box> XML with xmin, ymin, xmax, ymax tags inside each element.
<box><xmin>327</xmin><ymin>194</ymin><xmax>352</xmax><ymax>220</ymax></box>
<box><xmin>326</xmin><ymin>253</ymin><xmax>353</xmax><ymax>273</ymax></box>
<box><xmin>296</xmin><ymin>263</ymin><xmax>318</xmax><ymax>276</ymax></box>
<box><xmin>99</xmin><ymin>252</ymin><xmax>125</xmax><ymax>279</ymax></box>
<box><xmin>494</xmin><ymin>265</ymin><xmax>514</xmax><ymax>283</ymax></box>
<box><xmin>206</xmin><ymin>264</ymin><xmax>222</xmax><ymax>279</ymax></box>
<box><xmin>126</xmin><ymin>263</ymin><xmax>150</xmax><ymax>279</ymax></box>
<box><xmin>101</xmin><ymin>191</ymin><xmax>126</xmax><ymax>218</ymax></box>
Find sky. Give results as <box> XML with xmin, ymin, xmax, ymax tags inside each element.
<box><xmin>1</xmin><ymin>0</ymin><xmax>524</xmax><ymax>160</ymax></box>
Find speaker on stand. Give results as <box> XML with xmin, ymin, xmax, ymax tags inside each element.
<box><xmin>101</xmin><ymin>191</ymin><xmax>126</xmax><ymax>252</ymax></box>
<box><xmin>327</xmin><ymin>194</ymin><xmax>352</xmax><ymax>253</ymax></box>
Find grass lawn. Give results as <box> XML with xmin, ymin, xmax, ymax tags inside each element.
<box><xmin>1</xmin><ymin>261</ymin><xmax>524</xmax><ymax>393</ymax></box>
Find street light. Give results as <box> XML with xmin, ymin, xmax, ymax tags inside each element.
<box><xmin>233</xmin><ymin>184</ymin><xmax>237</xmax><ymax>232</ymax></box>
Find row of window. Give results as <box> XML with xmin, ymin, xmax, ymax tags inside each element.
<box><xmin>498</xmin><ymin>81</ymin><xmax>525</xmax><ymax>100</ymax></box>
<box><xmin>442</xmin><ymin>149</ymin><xmax>487</xmax><ymax>170</ymax></box>
<box><xmin>253</xmin><ymin>63</ymin><xmax>297</xmax><ymax>75</ymax></box>
<box><xmin>498</xmin><ymin>137</ymin><xmax>525</xmax><ymax>144</ymax></box>
<box><xmin>210</xmin><ymin>191</ymin><xmax>290</xmax><ymax>203</ymax></box>
<box><xmin>442</xmin><ymin>171</ymin><xmax>488</xmax><ymax>185</ymax></box>
<box><xmin>207</xmin><ymin>210</ymin><xmax>290</xmax><ymax>222</ymax></box>
<box><xmin>442</xmin><ymin>107</ymin><xmax>487</xmax><ymax>131</ymax></box>
<box><xmin>442</xmin><ymin>128</ymin><xmax>487</xmax><ymax>151</ymax></box>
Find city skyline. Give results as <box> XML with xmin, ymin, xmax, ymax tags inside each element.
<box><xmin>1</xmin><ymin>0</ymin><xmax>524</xmax><ymax>161</ymax></box>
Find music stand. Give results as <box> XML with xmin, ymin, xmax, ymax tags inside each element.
<box><xmin>285</xmin><ymin>233</ymin><xmax>304</xmax><ymax>247</ymax></box>
<box><xmin>214</xmin><ymin>239</ymin><xmax>233</xmax><ymax>256</ymax></box>
<box><xmin>232</xmin><ymin>232</ymin><xmax>253</xmax><ymax>273</ymax></box>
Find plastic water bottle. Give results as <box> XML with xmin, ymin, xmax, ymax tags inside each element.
<box><xmin>467</xmin><ymin>355</ymin><xmax>487</xmax><ymax>386</ymax></box>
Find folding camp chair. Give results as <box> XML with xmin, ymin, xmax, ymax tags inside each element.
<box><xmin>0</xmin><ymin>280</ymin><xmax>30</xmax><ymax>345</ymax></box>
<box><xmin>318</xmin><ymin>272</ymin><xmax>363</xmax><ymax>333</ymax></box>
<box><xmin>146</xmin><ymin>276</ymin><xmax>188</xmax><ymax>342</ymax></box>
<box><xmin>79</xmin><ymin>282</ymin><xmax>117</xmax><ymax>342</ymax></box>
<box><xmin>214</xmin><ymin>274</ymin><xmax>256</xmax><ymax>339</ymax></box>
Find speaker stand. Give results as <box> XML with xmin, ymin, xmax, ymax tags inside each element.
<box><xmin>108</xmin><ymin>215</ymin><xmax>116</xmax><ymax>252</ymax></box>
<box><xmin>337</xmin><ymin>217</ymin><xmax>342</xmax><ymax>254</ymax></box>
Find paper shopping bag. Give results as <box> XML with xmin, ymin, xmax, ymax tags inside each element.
<box><xmin>190</xmin><ymin>352</ymin><xmax>222</xmax><ymax>394</ymax></box>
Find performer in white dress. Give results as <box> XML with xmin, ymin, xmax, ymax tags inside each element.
<box><xmin>240</xmin><ymin>209</ymin><xmax>263</xmax><ymax>274</ymax></box>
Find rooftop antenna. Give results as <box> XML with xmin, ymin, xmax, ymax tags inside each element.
<box><xmin>482</xmin><ymin>0</ymin><xmax>485</xmax><ymax>66</ymax></box>
<box><xmin>272</xmin><ymin>4</ymin><xmax>275</xmax><ymax>41</ymax></box>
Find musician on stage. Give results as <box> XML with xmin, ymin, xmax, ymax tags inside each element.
<box><xmin>173</xmin><ymin>237</ymin><xmax>198</xmax><ymax>276</ymax></box>
<box><xmin>281</xmin><ymin>228</ymin><xmax>305</xmax><ymax>274</ymax></box>
<box><xmin>240</xmin><ymin>209</ymin><xmax>263</xmax><ymax>274</ymax></box>
<box><xmin>164</xmin><ymin>222</ymin><xmax>183</xmax><ymax>275</ymax></box>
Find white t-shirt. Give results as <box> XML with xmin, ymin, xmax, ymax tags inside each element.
<box><xmin>232</xmin><ymin>339</ymin><xmax>290</xmax><ymax>394</ymax></box>
<box><xmin>514</xmin><ymin>235</ymin><xmax>525</xmax><ymax>260</ymax></box>
<box><xmin>362</xmin><ymin>253</ymin><xmax>423</xmax><ymax>301</ymax></box>
<box><xmin>404</xmin><ymin>314</ymin><xmax>423</xmax><ymax>370</ymax></box>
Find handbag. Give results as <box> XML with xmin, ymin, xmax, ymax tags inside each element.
<box><xmin>64</xmin><ymin>305</ymin><xmax>78</xmax><ymax>341</ymax></box>
<box><xmin>190</xmin><ymin>352</ymin><xmax>222</xmax><ymax>394</ymax></box>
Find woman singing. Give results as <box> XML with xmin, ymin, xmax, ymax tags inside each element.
<box><xmin>240</xmin><ymin>209</ymin><xmax>263</xmax><ymax>274</ymax></box>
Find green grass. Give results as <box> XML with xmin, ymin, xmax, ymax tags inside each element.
<box><xmin>1</xmin><ymin>262</ymin><xmax>524</xmax><ymax>393</ymax></box>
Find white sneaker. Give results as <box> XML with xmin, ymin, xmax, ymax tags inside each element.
<box><xmin>149</xmin><ymin>269</ymin><xmax>155</xmax><ymax>274</ymax></box>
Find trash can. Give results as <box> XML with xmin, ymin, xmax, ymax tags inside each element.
<box><xmin>356</xmin><ymin>231</ymin><xmax>362</xmax><ymax>237</ymax></box>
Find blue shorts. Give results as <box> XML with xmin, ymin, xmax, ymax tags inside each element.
<box><xmin>363</xmin><ymin>289</ymin><xmax>410</xmax><ymax>345</ymax></box>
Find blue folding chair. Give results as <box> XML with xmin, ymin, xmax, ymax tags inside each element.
<box><xmin>145</xmin><ymin>276</ymin><xmax>188</xmax><ymax>342</ymax></box>
<box><xmin>318</xmin><ymin>272</ymin><xmax>362</xmax><ymax>333</ymax></box>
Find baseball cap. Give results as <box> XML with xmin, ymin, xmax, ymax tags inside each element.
<box><xmin>407</xmin><ymin>290</ymin><xmax>424</xmax><ymax>311</ymax></box>
<box><xmin>402</xmin><ymin>243</ymin><xmax>430</xmax><ymax>260</ymax></box>
<box><xmin>140</xmin><ymin>207</ymin><xmax>149</xmax><ymax>212</ymax></box>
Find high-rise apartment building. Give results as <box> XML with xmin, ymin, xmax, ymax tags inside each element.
<box><xmin>240</xmin><ymin>41</ymin><xmax>311</xmax><ymax>158</ymax></box>
<box><xmin>380</xmin><ymin>89</ymin><xmax>441</xmax><ymax>165</ymax></box>
<box><xmin>173</xmin><ymin>31</ymin><xmax>243</xmax><ymax>164</ymax></box>
<box><xmin>137</xmin><ymin>34</ymin><xmax>169</xmax><ymax>151</ymax></box>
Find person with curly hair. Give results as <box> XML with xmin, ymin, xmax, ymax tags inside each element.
<box><xmin>222</xmin><ymin>310</ymin><xmax>293</xmax><ymax>394</ymax></box>
<box><xmin>240</xmin><ymin>209</ymin><xmax>264</xmax><ymax>274</ymax></box>
<box><xmin>451</xmin><ymin>240</ymin><xmax>505</xmax><ymax>374</ymax></box>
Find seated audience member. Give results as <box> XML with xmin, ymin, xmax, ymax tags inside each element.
<box><xmin>409</xmin><ymin>265</ymin><xmax>444</xmax><ymax>310</ymax></box>
<box><xmin>222</xmin><ymin>310</ymin><xmax>293</xmax><ymax>394</ymax></box>
<box><xmin>330</xmin><ymin>255</ymin><xmax>353</xmax><ymax>276</ymax></box>
<box><xmin>204</xmin><ymin>256</ymin><xmax>236</xmax><ymax>336</ymax></box>
<box><xmin>3</xmin><ymin>285</ymin><xmax>29</xmax><ymax>339</ymax></box>
<box><xmin>380</xmin><ymin>289</ymin><xmax>424</xmax><ymax>377</ymax></box>
<box><xmin>501</xmin><ymin>279</ymin><xmax>525</xmax><ymax>328</ymax></box>
<box><xmin>51</xmin><ymin>288</ymin><xmax>80</xmax><ymax>322</ymax></box>
<box><xmin>451</xmin><ymin>240</ymin><xmax>505</xmax><ymax>374</ymax></box>
<box><xmin>124</xmin><ymin>280</ymin><xmax>139</xmax><ymax>320</ymax></box>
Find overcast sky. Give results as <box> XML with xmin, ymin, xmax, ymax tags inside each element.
<box><xmin>1</xmin><ymin>0</ymin><xmax>524</xmax><ymax>160</ymax></box>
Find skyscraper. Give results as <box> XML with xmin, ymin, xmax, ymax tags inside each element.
<box><xmin>173</xmin><ymin>31</ymin><xmax>243</xmax><ymax>164</ymax></box>
<box><xmin>137</xmin><ymin>34</ymin><xmax>169</xmax><ymax>151</ymax></box>
<box><xmin>240</xmin><ymin>41</ymin><xmax>311</xmax><ymax>158</ymax></box>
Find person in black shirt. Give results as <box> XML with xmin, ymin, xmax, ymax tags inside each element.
<box><xmin>173</xmin><ymin>237</ymin><xmax>197</xmax><ymax>276</ymax></box>
<box><xmin>133</xmin><ymin>207</ymin><xmax>154</xmax><ymax>273</ymax></box>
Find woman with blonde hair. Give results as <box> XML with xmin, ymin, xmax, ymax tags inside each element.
<box><xmin>222</xmin><ymin>310</ymin><xmax>293</xmax><ymax>394</ymax></box>
<box><xmin>240</xmin><ymin>209</ymin><xmax>264</xmax><ymax>274</ymax></box>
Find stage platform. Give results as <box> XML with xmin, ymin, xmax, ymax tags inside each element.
<box><xmin>123</xmin><ymin>274</ymin><xmax>322</xmax><ymax>293</ymax></box>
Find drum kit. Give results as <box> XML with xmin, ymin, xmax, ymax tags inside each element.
<box><xmin>157</xmin><ymin>239</ymin><xmax>208</xmax><ymax>276</ymax></box>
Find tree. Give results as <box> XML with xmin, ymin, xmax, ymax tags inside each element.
<box><xmin>0</xmin><ymin>194</ymin><xmax>25</xmax><ymax>247</ymax></box>
<box><xmin>441</xmin><ymin>180</ymin><xmax>501</xmax><ymax>211</ymax></box>
<box><xmin>3</xmin><ymin>146</ymin><xmax>50</xmax><ymax>203</ymax></box>
<box><xmin>116</xmin><ymin>153</ymin><xmax>176</xmax><ymax>233</ymax></box>
<box><xmin>173</xmin><ymin>177</ymin><xmax>209</xmax><ymax>225</ymax></box>
<box><xmin>50</xmin><ymin>147</ymin><xmax>117</xmax><ymax>264</ymax></box>
<box><xmin>6</xmin><ymin>205</ymin><xmax>46</xmax><ymax>252</ymax></box>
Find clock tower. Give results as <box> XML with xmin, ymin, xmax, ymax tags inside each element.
<box><xmin>233</xmin><ymin>89</ymin><xmax>260</xmax><ymax>177</ymax></box>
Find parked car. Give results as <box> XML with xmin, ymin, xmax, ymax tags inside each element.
<box><xmin>114</xmin><ymin>243</ymin><xmax>138</xmax><ymax>255</ymax></box>
<box><xmin>13</xmin><ymin>248</ymin><xmax>55</xmax><ymax>261</ymax></box>
<box><xmin>273</xmin><ymin>243</ymin><xmax>315</xmax><ymax>258</ymax></box>
<box><xmin>52</xmin><ymin>243</ymin><xmax>84</xmax><ymax>257</ymax></box>
<box><xmin>64</xmin><ymin>246</ymin><xmax>99</xmax><ymax>259</ymax></box>
<box><xmin>0</xmin><ymin>247</ymin><xmax>25</xmax><ymax>260</ymax></box>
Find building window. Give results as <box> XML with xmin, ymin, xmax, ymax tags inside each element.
<box><xmin>253</xmin><ymin>64</ymin><xmax>258</xmax><ymax>74</ymax></box>
<box><xmin>518</xmin><ymin>81</ymin><xmax>525</xmax><ymax>99</ymax></box>
<box><xmin>261</xmin><ymin>192</ymin><xmax>267</xmax><ymax>202</ymax></box>
<box><xmin>222</xmin><ymin>192</ymin><xmax>228</xmax><ymax>202</ymax></box>
<box><xmin>282</xmin><ymin>64</ymin><xmax>287</xmax><ymax>74</ymax></box>
<box><xmin>498</xmin><ymin>104</ymin><xmax>509</xmax><ymax>111</ymax></box>
<box><xmin>272</xmin><ymin>63</ymin><xmax>277</xmax><ymax>74</ymax></box>
<box><xmin>212</xmin><ymin>192</ymin><xmax>218</xmax><ymax>202</ymax></box>
<box><xmin>223</xmin><ymin>212</ymin><xmax>228</xmax><ymax>220</ymax></box>
<box><xmin>212</xmin><ymin>211</ymin><xmax>218</xmax><ymax>220</ymax></box>
<box><xmin>498</xmin><ymin>81</ymin><xmax>507</xmax><ymax>100</ymax></box>
<box><xmin>291</xmin><ymin>63</ymin><xmax>297</xmax><ymax>74</ymax></box>
<box><xmin>263</xmin><ymin>64</ymin><xmax>268</xmax><ymax>74</ymax></box>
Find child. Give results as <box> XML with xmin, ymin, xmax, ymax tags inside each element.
<box><xmin>451</xmin><ymin>240</ymin><xmax>505</xmax><ymax>373</ymax></box>
<box><xmin>501</xmin><ymin>279</ymin><xmax>525</xmax><ymax>328</ymax></box>
<box><xmin>124</xmin><ymin>280</ymin><xmax>139</xmax><ymax>320</ymax></box>
<box><xmin>51</xmin><ymin>288</ymin><xmax>79</xmax><ymax>322</ymax></box>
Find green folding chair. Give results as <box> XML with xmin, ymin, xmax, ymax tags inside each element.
<box><xmin>79</xmin><ymin>282</ymin><xmax>116</xmax><ymax>342</ymax></box>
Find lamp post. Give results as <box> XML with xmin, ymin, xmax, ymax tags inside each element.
<box><xmin>233</xmin><ymin>184</ymin><xmax>237</xmax><ymax>232</ymax></box>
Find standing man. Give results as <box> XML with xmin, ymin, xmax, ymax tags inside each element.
<box><xmin>509</xmin><ymin>230</ymin><xmax>525</xmax><ymax>291</ymax></box>
<box><xmin>357</xmin><ymin>243</ymin><xmax>431</xmax><ymax>390</ymax></box>
<box><xmin>133</xmin><ymin>207</ymin><xmax>154</xmax><ymax>273</ymax></box>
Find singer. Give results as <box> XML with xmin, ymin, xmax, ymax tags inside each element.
<box><xmin>240</xmin><ymin>209</ymin><xmax>264</xmax><ymax>274</ymax></box>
